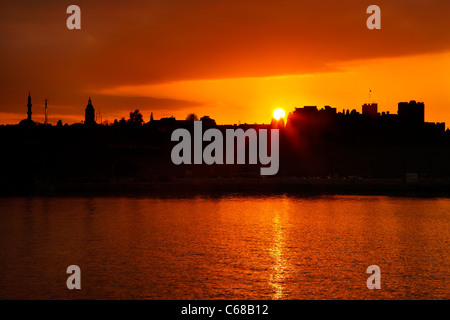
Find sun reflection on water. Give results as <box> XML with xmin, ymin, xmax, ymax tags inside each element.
<box><xmin>269</xmin><ymin>211</ymin><xmax>289</xmax><ymax>299</ymax></box>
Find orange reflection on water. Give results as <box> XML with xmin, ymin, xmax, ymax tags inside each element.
<box><xmin>0</xmin><ymin>196</ymin><xmax>449</xmax><ymax>299</ymax></box>
<box><xmin>269</xmin><ymin>211</ymin><xmax>288</xmax><ymax>299</ymax></box>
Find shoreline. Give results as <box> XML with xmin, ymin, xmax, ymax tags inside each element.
<box><xmin>2</xmin><ymin>177</ymin><xmax>450</xmax><ymax>197</ymax></box>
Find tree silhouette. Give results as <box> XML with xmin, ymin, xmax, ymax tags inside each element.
<box><xmin>186</xmin><ymin>113</ymin><xmax>198</xmax><ymax>121</ymax></box>
<box><xmin>128</xmin><ymin>109</ymin><xmax>144</xmax><ymax>126</ymax></box>
<box><xmin>200</xmin><ymin>115</ymin><xmax>216</xmax><ymax>127</ymax></box>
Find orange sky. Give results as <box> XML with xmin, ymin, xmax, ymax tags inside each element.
<box><xmin>1</xmin><ymin>0</ymin><xmax>449</xmax><ymax>126</ymax></box>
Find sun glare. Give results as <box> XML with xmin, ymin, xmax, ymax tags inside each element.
<box><xmin>273</xmin><ymin>108</ymin><xmax>286</xmax><ymax>121</ymax></box>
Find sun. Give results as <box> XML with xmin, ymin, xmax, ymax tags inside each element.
<box><xmin>273</xmin><ymin>108</ymin><xmax>286</xmax><ymax>120</ymax></box>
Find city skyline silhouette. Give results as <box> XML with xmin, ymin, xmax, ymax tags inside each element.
<box><xmin>9</xmin><ymin>92</ymin><xmax>448</xmax><ymax>131</ymax></box>
<box><xmin>1</xmin><ymin>90</ymin><xmax>450</xmax><ymax>196</ymax></box>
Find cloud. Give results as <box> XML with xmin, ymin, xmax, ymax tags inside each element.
<box><xmin>1</xmin><ymin>0</ymin><xmax>449</xmax><ymax>122</ymax></box>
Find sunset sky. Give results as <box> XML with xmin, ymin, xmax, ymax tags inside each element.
<box><xmin>1</xmin><ymin>0</ymin><xmax>449</xmax><ymax>125</ymax></box>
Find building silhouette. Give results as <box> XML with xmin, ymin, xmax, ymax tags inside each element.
<box><xmin>84</xmin><ymin>97</ymin><xmax>96</xmax><ymax>125</ymax></box>
<box><xmin>362</xmin><ymin>103</ymin><xmax>378</xmax><ymax>118</ymax></box>
<box><xmin>398</xmin><ymin>100</ymin><xmax>424</xmax><ymax>123</ymax></box>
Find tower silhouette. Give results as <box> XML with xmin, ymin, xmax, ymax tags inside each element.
<box><xmin>84</xmin><ymin>97</ymin><xmax>96</xmax><ymax>125</ymax></box>
<box><xmin>19</xmin><ymin>92</ymin><xmax>36</xmax><ymax>126</ymax></box>
<box><xmin>27</xmin><ymin>92</ymin><xmax>32</xmax><ymax>121</ymax></box>
<box><xmin>44</xmin><ymin>99</ymin><xmax>48</xmax><ymax>125</ymax></box>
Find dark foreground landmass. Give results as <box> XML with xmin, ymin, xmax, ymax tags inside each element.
<box><xmin>2</xmin><ymin>109</ymin><xmax>450</xmax><ymax>197</ymax></box>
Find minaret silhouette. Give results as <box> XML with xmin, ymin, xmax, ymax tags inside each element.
<box><xmin>27</xmin><ymin>92</ymin><xmax>32</xmax><ymax>121</ymax></box>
